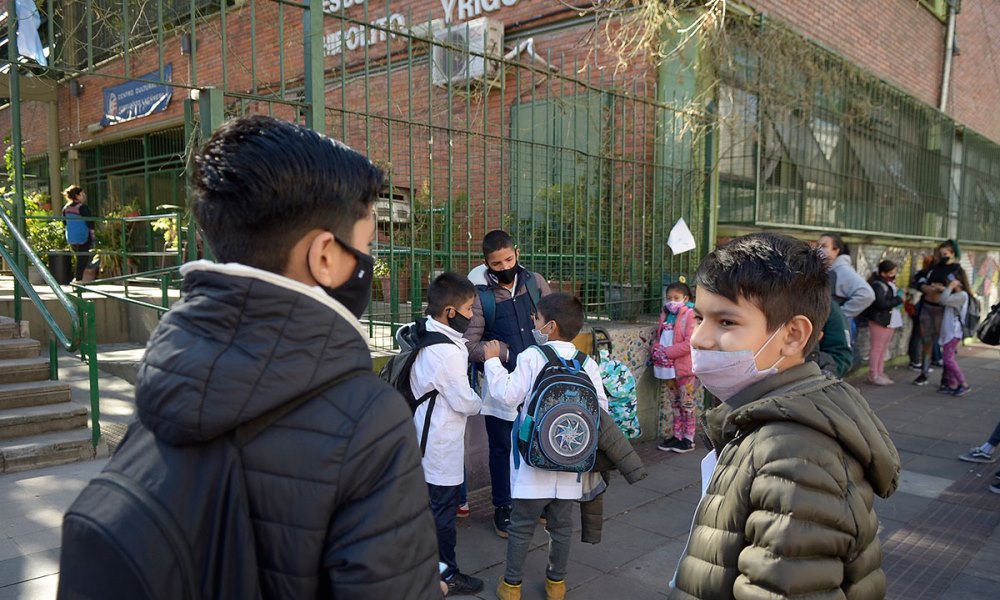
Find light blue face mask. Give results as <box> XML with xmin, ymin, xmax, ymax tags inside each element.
<box><xmin>532</xmin><ymin>321</ymin><xmax>554</xmax><ymax>345</ymax></box>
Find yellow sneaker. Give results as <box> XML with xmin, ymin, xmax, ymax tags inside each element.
<box><xmin>545</xmin><ymin>578</ymin><xmax>566</xmax><ymax>600</ymax></box>
<box><xmin>496</xmin><ymin>578</ymin><xmax>521</xmax><ymax>600</ymax></box>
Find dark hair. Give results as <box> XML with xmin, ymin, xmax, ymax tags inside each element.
<box><xmin>426</xmin><ymin>272</ymin><xmax>476</xmax><ymax>317</ymax></box>
<box><xmin>192</xmin><ymin>115</ymin><xmax>383</xmax><ymax>273</ymax></box>
<box><xmin>697</xmin><ymin>233</ymin><xmax>830</xmax><ymax>353</ymax></box>
<box><xmin>536</xmin><ymin>293</ymin><xmax>584</xmax><ymax>340</ymax></box>
<box><xmin>482</xmin><ymin>230</ymin><xmax>515</xmax><ymax>258</ymax></box>
<box><xmin>937</xmin><ymin>239</ymin><xmax>960</xmax><ymax>259</ymax></box>
<box><xmin>819</xmin><ymin>232</ymin><xmax>849</xmax><ymax>256</ymax></box>
<box><xmin>666</xmin><ymin>282</ymin><xmax>692</xmax><ymax>299</ymax></box>
<box><xmin>877</xmin><ymin>260</ymin><xmax>897</xmax><ymax>275</ymax></box>
<box><xmin>954</xmin><ymin>266</ymin><xmax>972</xmax><ymax>294</ymax></box>
<box><xmin>63</xmin><ymin>185</ymin><xmax>83</xmax><ymax>202</ymax></box>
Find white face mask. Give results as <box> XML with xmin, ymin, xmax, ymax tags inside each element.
<box><xmin>691</xmin><ymin>325</ymin><xmax>787</xmax><ymax>402</ymax></box>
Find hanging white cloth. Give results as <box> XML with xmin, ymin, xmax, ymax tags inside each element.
<box><xmin>15</xmin><ymin>0</ymin><xmax>47</xmax><ymax>67</ymax></box>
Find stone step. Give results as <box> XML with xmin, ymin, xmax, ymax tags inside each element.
<box><xmin>0</xmin><ymin>429</ymin><xmax>100</xmax><ymax>474</ymax></box>
<box><xmin>0</xmin><ymin>402</ymin><xmax>89</xmax><ymax>440</ymax></box>
<box><xmin>0</xmin><ymin>316</ymin><xmax>16</xmax><ymax>340</ymax></box>
<box><xmin>0</xmin><ymin>357</ymin><xmax>50</xmax><ymax>385</ymax></box>
<box><xmin>0</xmin><ymin>338</ymin><xmax>40</xmax><ymax>360</ymax></box>
<box><xmin>0</xmin><ymin>380</ymin><xmax>72</xmax><ymax>410</ymax></box>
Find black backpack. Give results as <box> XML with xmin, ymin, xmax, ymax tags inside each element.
<box><xmin>514</xmin><ymin>345</ymin><xmax>601</xmax><ymax>473</ymax></box>
<box><xmin>963</xmin><ymin>294</ymin><xmax>982</xmax><ymax>339</ymax></box>
<box><xmin>378</xmin><ymin>319</ymin><xmax>451</xmax><ymax>454</ymax></box>
<box><xmin>977</xmin><ymin>302</ymin><xmax>1000</xmax><ymax>345</ymax></box>
<box><xmin>57</xmin><ymin>373</ymin><xmax>360</xmax><ymax>600</ymax></box>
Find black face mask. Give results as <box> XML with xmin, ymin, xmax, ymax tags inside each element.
<box><xmin>319</xmin><ymin>239</ymin><xmax>374</xmax><ymax>318</ymax></box>
<box><xmin>448</xmin><ymin>311</ymin><xmax>471</xmax><ymax>334</ymax></box>
<box><xmin>938</xmin><ymin>257</ymin><xmax>951</xmax><ymax>265</ymax></box>
<box><xmin>488</xmin><ymin>264</ymin><xmax>518</xmax><ymax>285</ymax></box>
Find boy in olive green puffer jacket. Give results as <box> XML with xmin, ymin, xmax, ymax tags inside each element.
<box><xmin>669</xmin><ymin>233</ymin><xmax>900</xmax><ymax>600</ymax></box>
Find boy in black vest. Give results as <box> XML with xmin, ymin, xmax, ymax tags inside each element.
<box><xmin>463</xmin><ymin>230</ymin><xmax>551</xmax><ymax>538</ymax></box>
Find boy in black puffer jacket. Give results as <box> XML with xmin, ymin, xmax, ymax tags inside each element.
<box><xmin>58</xmin><ymin>116</ymin><xmax>441</xmax><ymax>600</ymax></box>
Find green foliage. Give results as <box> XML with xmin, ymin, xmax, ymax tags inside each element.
<box><xmin>25</xmin><ymin>193</ymin><xmax>67</xmax><ymax>254</ymax></box>
<box><xmin>94</xmin><ymin>200</ymin><xmax>142</xmax><ymax>276</ymax></box>
<box><xmin>373</xmin><ymin>256</ymin><xmax>390</xmax><ymax>279</ymax></box>
<box><xmin>151</xmin><ymin>215</ymin><xmax>179</xmax><ymax>250</ymax></box>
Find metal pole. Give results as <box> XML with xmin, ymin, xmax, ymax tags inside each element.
<box><xmin>8</xmin><ymin>0</ymin><xmax>25</xmax><ymax>324</ymax></box>
<box><xmin>303</xmin><ymin>0</ymin><xmax>325</xmax><ymax>135</ymax></box>
<box><xmin>84</xmin><ymin>304</ymin><xmax>101</xmax><ymax>448</ymax></box>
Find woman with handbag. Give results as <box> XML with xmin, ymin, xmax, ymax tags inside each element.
<box><xmin>865</xmin><ymin>260</ymin><xmax>905</xmax><ymax>386</ymax></box>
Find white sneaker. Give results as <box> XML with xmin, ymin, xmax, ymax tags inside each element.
<box><xmin>959</xmin><ymin>448</ymin><xmax>995</xmax><ymax>464</ymax></box>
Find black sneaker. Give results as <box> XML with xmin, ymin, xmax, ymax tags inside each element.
<box><xmin>994</xmin><ymin>469</ymin><xmax>1000</xmax><ymax>480</ymax></box>
<box><xmin>953</xmin><ymin>385</ymin><xmax>971</xmax><ymax>397</ymax></box>
<box><xmin>670</xmin><ymin>439</ymin><xmax>695</xmax><ymax>454</ymax></box>
<box><xmin>913</xmin><ymin>374</ymin><xmax>929</xmax><ymax>386</ymax></box>
<box><xmin>658</xmin><ymin>437</ymin><xmax>682</xmax><ymax>452</ymax></box>
<box><xmin>908</xmin><ymin>362</ymin><xmax>923</xmax><ymax>371</ymax></box>
<box><xmin>931</xmin><ymin>360</ymin><xmax>944</xmax><ymax>368</ymax></box>
<box><xmin>444</xmin><ymin>572</ymin><xmax>484</xmax><ymax>595</ymax></box>
<box><xmin>937</xmin><ymin>384</ymin><xmax>957</xmax><ymax>394</ymax></box>
<box><xmin>493</xmin><ymin>505</ymin><xmax>511</xmax><ymax>539</ymax></box>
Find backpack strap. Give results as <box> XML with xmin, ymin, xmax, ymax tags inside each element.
<box><xmin>523</xmin><ymin>272</ymin><xmax>542</xmax><ymax>313</ymax></box>
<box><xmin>417</xmin><ymin>391</ymin><xmax>438</xmax><ymax>456</ymax></box>
<box><xmin>233</xmin><ymin>370</ymin><xmax>366</xmax><ymax>448</ymax></box>
<box><xmin>477</xmin><ymin>285</ymin><xmax>496</xmax><ymax>332</ymax></box>
<box><xmin>411</xmin><ymin>320</ymin><xmax>452</xmax><ymax>456</ymax></box>
<box><xmin>92</xmin><ymin>471</ymin><xmax>201</xmax><ymax>600</ymax></box>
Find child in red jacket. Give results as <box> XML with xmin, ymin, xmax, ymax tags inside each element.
<box><xmin>652</xmin><ymin>282</ymin><xmax>701</xmax><ymax>453</ymax></box>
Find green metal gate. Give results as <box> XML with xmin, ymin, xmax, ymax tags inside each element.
<box><xmin>6</xmin><ymin>0</ymin><xmax>712</xmax><ymax>351</ymax></box>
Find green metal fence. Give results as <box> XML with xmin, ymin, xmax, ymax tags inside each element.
<box><xmin>320</xmin><ymin>6</ymin><xmax>708</xmax><ymax>349</ymax></box>
<box><xmin>14</xmin><ymin>1</ymin><xmax>1000</xmax><ymax>357</ymax></box>
<box><xmin>40</xmin><ymin>1</ymin><xmax>710</xmax><ymax>350</ymax></box>
<box><xmin>959</xmin><ymin>132</ymin><xmax>1000</xmax><ymax>245</ymax></box>
<box><xmin>713</xmin><ymin>16</ymin><xmax>994</xmax><ymax>243</ymax></box>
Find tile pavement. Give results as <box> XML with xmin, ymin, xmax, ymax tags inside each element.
<box><xmin>0</xmin><ymin>345</ymin><xmax>998</xmax><ymax>598</ymax></box>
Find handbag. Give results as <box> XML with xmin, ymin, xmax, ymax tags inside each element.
<box><xmin>976</xmin><ymin>302</ymin><xmax>1000</xmax><ymax>346</ymax></box>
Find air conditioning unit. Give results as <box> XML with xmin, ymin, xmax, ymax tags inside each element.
<box><xmin>375</xmin><ymin>189</ymin><xmax>411</xmax><ymax>224</ymax></box>
<box><xmin>432</xmin><ymin>17</ymin><xmax>503</xmax><ymax>87</ymax></box>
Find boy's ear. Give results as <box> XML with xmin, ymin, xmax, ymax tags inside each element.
<box><xmin>779</xmin><ymin>315</ymin><xmax>814</xmax><ymax>358</ymax></box>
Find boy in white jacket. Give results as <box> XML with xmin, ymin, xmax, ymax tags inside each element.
<box><xmin>484</xmin><ymin>293</ymin><xmax>608</xmax><ymax>600</ymax></box>
<box><xmin>409</xmin><ymin>273</ymin><xmax>484</xmax><ymax>596</ymax></box>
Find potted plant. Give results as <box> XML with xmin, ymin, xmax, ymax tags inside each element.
<box><xmin>94</xmin><ymin>201</ymin><xmax>142</xmax><ymax>277</ymax></box>
<box><xmin>24</xmin><ymin>193</ymin><xmax>74</xmax><ymax>285</ymax></box>
<box><xmin>373</xmin><ymin>256</ymin><xmax>391</xmax><ymax>300</ymax></box>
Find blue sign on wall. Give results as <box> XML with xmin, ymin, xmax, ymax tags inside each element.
<box><xmin>101</xmin><ymin>65</ymin><xmax>173</xmax><ymax>127</ymax></box>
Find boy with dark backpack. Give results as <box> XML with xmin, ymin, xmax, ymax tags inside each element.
<box><xmin>57</xmin><ymin>116</ymin><xmax>441</xmax><ymax>600</ymax></box>
<box><xmin>464</xmin><ymin>230</ymin><xmax>551</xmax><ymax>538</ymax></box>
<box><xmin>391</xmin><ymin>272</ymin><xmax>484</xmax><ymax>596</ymax></box>
<box><xmin>484</xmin><ymin>293</ymin><xmax>608</xmax><ymax>600</ymax></box>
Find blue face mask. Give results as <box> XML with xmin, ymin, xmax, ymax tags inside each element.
<box><xmin>532</xmin><ymin>321</ymin><xmax>553</xmax><ymax>345</ymax></box>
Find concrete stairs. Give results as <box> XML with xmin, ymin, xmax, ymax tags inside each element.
<box><xmin>0</xmin><ymin>316</ymin><xmax>96</xmax><ymax>473</ymax></box>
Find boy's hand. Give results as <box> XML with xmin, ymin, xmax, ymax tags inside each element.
<box><xmin>483</xmin><ymin>340</ymin><xmax>502</xmax><ymax>361</ymax></box>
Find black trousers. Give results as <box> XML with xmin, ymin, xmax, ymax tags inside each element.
<box><xmin>70</xmin><ymin>241</ymin><xmax>92</xmax><ymax>281</ymax></box>
<box><xmin>427</xmin><ymin>483</ymin><xmax>461</xmax><ymax>579</ymax></box>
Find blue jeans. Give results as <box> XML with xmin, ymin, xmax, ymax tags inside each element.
<box><xmin>484</xmin><ymin>415</ymin><xmax>513</xmax><ymax>508</ymax></box>
<box><xmin>988</xmin><ymin>420</ymin><xmax>1000</xmax><ymax>447</ymax></box>
<box><xmin>427</xmin><ymin>483</ymin><xmax>461</xmax><ymax>579</ymax></box>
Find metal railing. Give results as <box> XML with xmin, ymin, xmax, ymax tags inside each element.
<box><xmin>24</xmin><ymin>212</ymin><xmax>185</xmax><ymax>279</ymax></box>
<box><xmin>0</xmin><ymin>197</ymin><xmax>103</xmax><ymax>448</ymax></box>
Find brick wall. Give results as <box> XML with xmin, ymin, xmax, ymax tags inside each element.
<box><xmin>745</xmin><ymin>0</ymin><xmax>946</xmax><ymax>107</ymax></box>
<box><xmin>745</xmin><ymin>0</ymin><xmax>1000</xmax><ymax>145</ymax></box>
<box><xmin>950</xmin><ymin>0</ymin><xmax>1000</xmax><ymax>143</ymax></box>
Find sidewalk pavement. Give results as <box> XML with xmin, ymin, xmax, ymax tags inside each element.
<box><xmin>1</xmin><ymin>345</ymin><xmax>999</xmax><ymax>599</ymax></box>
